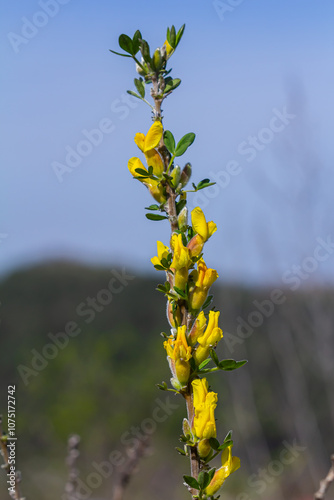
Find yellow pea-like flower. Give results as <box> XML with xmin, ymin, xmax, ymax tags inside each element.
<box><xmin>134</xmin><ymin>121</ymin><xmax>164</xmax><ymax>177</ymax></box>
<box><xmin>164</xmin><ymin>325</ymin><xmax>192</xmax><ymax>385</ymax></box>
<box><xmin>188</xmin><ymin>311</ymin><xmax>207</xmax><ymax>346</ymax></box>
<box><xmin>205</xmin><ymin>445</ymin><xmax>240</xmax><ymax>496</ymax></box>
<box><xmin>187</xmin><ymin>207</ymin><xmax>217</xmax><ymax>257</ymax></box>
<box><xmin>128</xmin><ymin>157</ymin><xmax>166</xmax><ymax>203</ymax></box>
<box><xmin>134</xmin><ymin>121</ymin><xmax>163</xmax><ymax>152</ymax></box>
<box><xmin>193</xmin><ymin>310</ymin><xmax>223</xmax><ymax>365</ymax></box>
<box><xmin>188</xmin><ymin>259</ymin><xmax>219</xmax><ymax>311</ymax></box>
<box><xmin>170</xmin><ymin>234</ymin><xmax>192</xmax><ymax>290</ymax></box>
<box><xmin>192</xmin><ymin>378</ymin><xmax>217</xmax><ymax>441</ymax></box>
<box><xmin>151</xmin><ymin>241</ymin><xmax>170</xmax><ymax>268</ymax></box>
<box><xmin>191</xmin><ymin>207</ymin><xmax>217</xmax><ymax>242</ymax></box>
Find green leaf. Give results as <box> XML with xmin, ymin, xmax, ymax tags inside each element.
<box><xmin>147</xmin><ymin>166</ymin><xmax>153</xmax><ymax>176</ymax></box>
<box><xmin>224</xmin><ymin>430</ymin><xmax>233</xmax><ymax>442</ymax></box>
<box><xmin>109</xmin><ymin>49</ymin><xmax>132</xmax><ymax>58</ymax></box>
<box><xmin>118</xmin><ymin>34</ymin><xmax>134</xmax><ymax>55</ymax></box>
<box><xmin>183</xmin><ymin>475</ymin><xmax>200</xmax><ymax>490</ymax></box>
<box><xmin>160</xmin><ymin>258</ymin><xmax>169</xmax><ymax>268</ymax></box>
<box><xmin>169</xmin><ymin>25</ymin><xmax>176</xmax><ymax>48</ymax></box>
<box><xmin>163</xmin><ymin>130</ymin><xmax>175</xmax><ymax>154</ymax></box>
<box><xmin>218</xmin><ymin>359</ymin><xmax>248</xmax><ymax>371</ymax></box>
<box><xmin>207</xmin><ymin>467</ymin><xmax>216</xmax><ymax>484</ymax></box>
<box><xmin>176</xmin><ymin>24</ymin><xmax>186</xmax><ymax>46</ymax></box>
<box><xmin>182</xmin><ymin>418</ymin><xmax>191</xmax><ymax>436</ymax></box>
<box><xmin>176</xmin><ymin>447</ymin><xmax>187</xmax><ymax>456</ymax></box>
<box><xmin>218</xmin><ymin>439</ymin><xmax>233</xmax><ymax>451</ymax></box>
<box><xmin>132</xmin><ymin>30</ymin><xmax>142</xmax><ymax>54</ymax></box>
<box><xmin>198</xmin><ymin>358</ymin><xmax>211</xmax><ymax>370</ymax></box>
<box><xmin>197</xmin><ymin>178</ymin><xmax>210</xmax><ymax>189</ymax></box>
<box><xmin>154</xmin><ymin>264</ymin><xmax>166</xmax><ymax>271</ymax></box>
<box><xmin>127</xmin><ymin>90</ymin><xmax>141</xmax><ymax>100</ymax></box>
<box><xmin>210</xmin><ymin>349</ymin><xmax>220</xmax><ymax>366</ymax></box>
<box><xmin>134</xmin><ymin>168</ymin><xmax>149</xmax><ymax>176</ymax></box>
<box><xmin>156</xmin><ymin>284</ymin><xmax>167</xmax><ymax>293</ymax></box>
<box><xmin>145</xmin><ymin>204</ymin><xmax>160</xmax><ymax>211</ymax></box>
<box><xmin>156</xmin><ymin>381</ymin><xmax>167</xmax><ymax>391</ymax></box>
<box><xmin>202</xmin><ymin>294</ymin><xmax>214</xmax><ymax>310</ymax></box>
<box><xmin>176</xmin><ymin>199</ymin><xmax>186</xmax><ymax>214</ymax></box>
<box><xmin>146</xmin><ymin>214</ymin><xmax>168</xmax><ymax>221</ymax></box>
<box><xmin>197</xmin><ymin>179</ymin><xmax>216</xmax><ymax>191</ymax></box>
<box><xmin>134</xmin><ymin>78</ymin><xmax>145</xmax><ymax>98</ymax></box>
<box><xmin>174</xmin><ymin>286</ymin><xmax>187</xmax><ymax>299</ymax></box>
<box><xmin>140</xmin><ymin>39</ymin><xmax>151</xmax><ymax>64</ymax></box>
<box><xmin>164</xmin><ymin>78</ymin><xmax>181</xmax><ymax>93</ymax></box>
<box><xmin>209</xmin><ymin>437</ymin><xmax>220</xmax><ymax>451</ymax></box>
<box><xmin>175</xmin><ymin>133</ymin><xmax>196</xmax><ymax>157</ymax></box>
<box><xmin>198</xmin><ymin>471</ymin><xmax>210</xmax><ymax>490</ymax></box>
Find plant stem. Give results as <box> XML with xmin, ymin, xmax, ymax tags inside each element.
<box><xmin>151</xmin><ymin>72</ymin><xmax>200</xmax><ymax>498</ymax></box>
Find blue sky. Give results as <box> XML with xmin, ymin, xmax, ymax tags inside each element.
<box><xmin>1</xmin><ymin>0</ymin><xmax>334</xmax><ymax>285</ymax></box>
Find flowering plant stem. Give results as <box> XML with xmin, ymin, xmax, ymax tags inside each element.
<box><xmin>111</xmin><ymin>24</ymin><xmax>244</xmax><ymax>499</ymax></box>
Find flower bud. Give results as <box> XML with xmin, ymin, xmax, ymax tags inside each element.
<box><xmin>170</xmin><ymin>165</ymin><xmax>181</xmax><ymax>188</ymax></box>
<box><xmin>188</xmin><ymin>311</ymin><xmax>207</xmax><ymax>346</ymax></box>
<box><xmin>198</xmin><ymin>439</ymin><xmax>211</xmax><ymax>458</ymax></box>
<box><xmin>178</xmin><ymin>206</ymin><xmax>188</xmax><ymax>232</ymax></box>
<box><xmin>160</xmin><ymin>44</ymin><xmax>167</xmax><ymax>64</ymax></box>
<box><xmin>152</xmin><ymin>48</ymin><xmax>162</xmax><ymax>71</ymax></box>
<box><xmin>180</xmin><ymin>162</ymin><xmax>192</xmax><ymax>188</ymax></box>
<box><xmin>167</xmin><ymin>301</ymin><xmax>181</xmax><ymax>328</ymax></box>
<box><xmin>187</xmin><ymin>234</ymin><xmax>204</xmax><ymax>257</ymax></box>
<box><xmin>136</xmin><ymin>58</ymin><xmax>148</xmax><ymax>76</ymax></box>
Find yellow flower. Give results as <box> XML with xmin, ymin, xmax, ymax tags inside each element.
<box><xmin>134</xmin><ymin>121</ymin><xmax>164</xmax><ymax>177</ymax></box>
<box><xmin>128</xmin><ymin>157</ymin><xmax>166</xmax><ymax>203</ymax></box>
<box><xmin>193</xmin><ymin>311</ymin><xmax>223</xmax><ymax>365</ymax></box>
<box><xmin>188</xmin><ymin>311</ymin><xmax>207</xmax><ymax>346</ymax></box>
<box><xmin>188</xmin><ymin>259</ymin><xmax>219</xmax><ymax>311</ymax></box>
<box><xmin>151</xmin><ymin>241</ymin><xmax>170</xmax><ymax>268</ymax></box>
<box><xmin>204</xmin><ymin>445</ymin><xmax>240</xmax><ymax>496</ymax></box>
<box><xmin>170</xmin><ymin>234</ymin><xmax>192</xmax><ymax>290</ymax></box>
<box><xmin>164</xmin><ymin>325</ymin><xmax>192</xmax><ymax>385</ymax></box>
<box><xmin>192</xmin><ymin>378</ymin><xmax>217</xmax><ymax>457</ymax></box>
<box><xmin>191</xmin><ymin>207</ymin><xmax>217</xmax><ymax>242</ymax></box>
<box><xmin>134</xmin><ymin>121</ymin><xmax>163</xmax><ymax>152</ymax></box>
<box><xmin>187</xmin><ymin>207</ymin><xmax>217</xmax><ymax>257</ymax></box>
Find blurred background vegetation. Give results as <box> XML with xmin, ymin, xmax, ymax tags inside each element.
<box><xmin>1</xmin><ymin>261</ymin><xmax>333</xmax><ymax>499</ymax></box>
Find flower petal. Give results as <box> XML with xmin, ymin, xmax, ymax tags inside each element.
<box><xmin>191</xmin><ymin>207</ymin><xmax>208</xmax><ymax>241</ymax></box>
<box><xmin>134</xmin><ymin>133</ymin><xmax>145</xmax><ymax>152</ymax></box>
<box><xmin>144</xmin><ymin>121</ymin><xmax>163</xmax><ymax>152</ymax></box>
<box><xmin>128</xmin><ymin>157</ymin><xmax>147</xmax><ymax>177</ymax></box>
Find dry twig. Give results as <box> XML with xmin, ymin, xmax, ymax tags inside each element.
<box><xmin>63</xmin><ymin>434</ymin><xmax>81</xmax><ymax>500</ymax></box>
<box><xmin>315</xmin><ymin>455</ymin><xmax>334</xmax><ymax>499</ymax></box>
<box><xmin>111</xmin><ymin>436</ymin><xmax>150</xmax><ymax>500</ymax></box>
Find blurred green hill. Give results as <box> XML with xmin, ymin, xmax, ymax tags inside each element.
<box><xmin>0</xmin><ymin>261</ymin><xmax>333</xmax><ymax>500</ymax></box>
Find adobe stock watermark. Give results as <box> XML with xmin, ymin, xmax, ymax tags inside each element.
<box><xmin>213</xmin><ymin>0</ymin><xmax>246</xmax><ymax>22</ymax></box>
<box><xmin>7</xmin><ymin>0</ymin><xmax>72</xmax><ymax>54</ymax></box>
<box><xmin>51</xmin><ymin>91</ymin><xmax>140</xmax><ymax>183</ymax></box>
<box><xmin>17</xmin><ymin>268</ymin><xmax>135</xmax><ymax>385</ymax></box>
<box><xmin>61</xmin><ymin>395</ymin><xmax>180</xmax><ymax>499</ymax></box>
<box><xmin>190</xmin><ymin>106</ymin><xmax>295</xmax><ymax>210</ymax></box>
<box><xmin>237</xmin><ymin>440</ymin><xmax>306</xmax><ymax>499</ymax></box>
<box><xmin>224</xmin><ymin>236</ymin><xmax>334</xmax><ymax>353</ymax></box>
